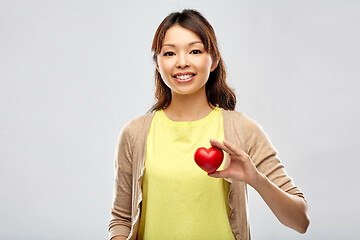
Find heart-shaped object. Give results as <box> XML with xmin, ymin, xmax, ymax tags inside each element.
<box><xmin>194</xmin><ymin>146</ymin><xmax>224</xmax><ymax>173</ymax></box>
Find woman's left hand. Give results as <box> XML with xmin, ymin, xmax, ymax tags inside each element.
<box><xmin>209</xmin><ymin>139</ymin><xmax>310</xmax><ymax>233</ymax></box>
<box><xmin>208</xmin><ymin>138</ymin><xmax>263</xmax><ymax>188</ymax></box>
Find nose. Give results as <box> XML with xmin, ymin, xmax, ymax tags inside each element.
<box><xmin>176</xmin><ymin>53</ymin><xmax>190</xmax><ymax>69</ymax></box>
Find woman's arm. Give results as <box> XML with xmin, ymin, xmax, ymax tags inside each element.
<box><xmin>252</xmin><ymin>171</ymin><xmax>309</xmax><ymax>233</ymax></box>
<box><xmin>109</xmin><ymin>125</ymin><xmax>134</xmax><ymax>239</ymax></box>
<box><xmin>209</xmin><ymin>139</ymin><xmax>310</xmax><ymax>233</ymax></box>
<box><xmin>111</xmin><ymin>236</ymin><xmax>127</xmax><ymax>240</ymax></box>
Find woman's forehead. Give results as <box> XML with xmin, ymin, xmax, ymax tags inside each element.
<box><xmin>162</xmin><ymin>25</ymin><xmax>203</xmax><ymax>46</ymax></box>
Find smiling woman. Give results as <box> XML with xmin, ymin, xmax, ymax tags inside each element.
<box><xmin>156</xmin><ymin>25</ymin><xmax>215</xmax><ymax>99</ymax></box>
<box><xmin>108</xmin><ymin>9</ymin><xmax>309</xmax><ymax>240</ymax></box>
<box><xmin>150</xmin><ymin>10</ymin><xmax>236</xmax><ymax>117</ymax></box>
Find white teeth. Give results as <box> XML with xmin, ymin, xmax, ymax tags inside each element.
<box><xmin>175</xmin><ymin>74</ymin><xmax>194</xmax><ymax>80</ymax></box>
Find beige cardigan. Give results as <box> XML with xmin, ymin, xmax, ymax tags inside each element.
<box><xmin>108</xmin><ymin>109</ymin><xmax>305</xmax><ymax>240</ymax></box>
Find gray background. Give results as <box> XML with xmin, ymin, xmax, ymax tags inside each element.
<box><xmin>1</xmin><ymin>0</ymin><xmax>359</xmax><ymax>239</ymax></box>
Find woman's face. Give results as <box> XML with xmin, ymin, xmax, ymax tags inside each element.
<box><xmin>156</xmin><ymin>25</ymin><xmax>216</xmax><ymax>97</ymax></box>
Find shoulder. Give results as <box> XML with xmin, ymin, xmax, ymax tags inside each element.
<box><xmin>122</xmin><ymin>112</ymin><xmax>155</xmax><ymax>135</ymax></box>
<box><xmin>126</xmin><ymin>112</ymin><xmax>155</xmax><ymax>129</ymax></box>
<box><xmin>221</xmin><ymin>108</ymin><xmax>262</xmax><ymax>132</ymax></box>
<box><xmin>222</xmin><ymin>109</ymin><xmax>276</xmax><ymax>158</ymax></box>
<box><xmin>221</xmin><ymin>109</ymin><xmax>270</xmax><ymax>151</ymax></box>
<box><xmin>118</xmin><ymin>112</ymin><xmax>155</xmax><ymax>144</ymax></box>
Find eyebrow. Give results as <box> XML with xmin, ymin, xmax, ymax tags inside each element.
<box><xmin>162</xmin><ymin>41</ymin><xmax>203</xmax><ymax>47</ymax></box>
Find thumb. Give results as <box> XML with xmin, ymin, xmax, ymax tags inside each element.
<box><xmin>208</xmin><ymin>169</ymin><xmax>228</xmax><ymax>179</ymax></box>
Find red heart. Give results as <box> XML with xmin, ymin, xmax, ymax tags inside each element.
<box><xmin>194</xmin><ymin>146</ymin><xmax>224</xmax><ymax>173</ymax></box>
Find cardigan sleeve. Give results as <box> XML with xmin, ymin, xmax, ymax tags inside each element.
<box><xmin>242</xmin><ymin>114</ymin><xmax>305</xmax><ymax>200</ymax></box>
<box><xmin>108</xmin><ymin>123</ymin><xmax>134</xmax><ymax>239</ymax></box>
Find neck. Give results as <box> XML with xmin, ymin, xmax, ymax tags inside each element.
<box><xmin>164</xmin><ymin>87</ymin><xmax>215</xmax><ymax>121</ymax></box>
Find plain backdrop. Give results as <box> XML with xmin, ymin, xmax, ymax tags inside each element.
<box><xmin>1</xmin><ymin>0</ymin><xmax>359</xmax><ymax>239</ymax></box>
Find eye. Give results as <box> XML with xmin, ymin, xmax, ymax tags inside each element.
<box><xmin>190</xmin><ymin>49</ymin><xmax>202</xmax><ymax>54</ymax></box>
<box><xmin>163</xmin><ymin>51</ymin><xmax>175</xmax><ymax>56</ymax></box>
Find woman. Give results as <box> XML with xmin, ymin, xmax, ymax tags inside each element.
<box><xmin>109</xmin><ymin>9</ymin><xmax>310</xmax><ymax>240</ymax></box>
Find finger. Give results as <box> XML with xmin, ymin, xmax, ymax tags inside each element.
<box><xmin>209</xmin><ymin>138</ymin><xmax>221</xmax><ymax>146</ymax></box>
<box><xmin>210</xmin><ymin>138</ymin><xmax>234</xmax><ymax>155</ymax></box>
<box><xmin>208</xmin><ymin>169</ymin><xmax>229</xmax><ymax>179</ymax></box>
<box><xmin>209</xmin><ymin>138</ymin><xmax>225</xmax><ymax>150</ymax></box>
<box><xmin>223</xmin><ymin>140</ymin><xmax>248</xmax><ymax>158</ymax></box>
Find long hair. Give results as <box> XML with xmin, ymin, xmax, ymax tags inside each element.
<box><xmin>149</xmin><ymin>9</ymin><xmax>236</xmax><ymax>112</ymax></box>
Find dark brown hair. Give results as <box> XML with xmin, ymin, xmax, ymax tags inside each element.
<box><xmin>149</xmin><ymin>9</ymin><xmax>236</xmax><ymax>112</ymax></box>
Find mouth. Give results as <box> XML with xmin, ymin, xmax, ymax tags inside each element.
<box><xmin>172</xmin><ymin>73</ymin><xmax>196</xmax><ymax>83</ymax></box>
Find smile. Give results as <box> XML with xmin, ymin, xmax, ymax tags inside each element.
<box><xmin>175</xmin><ymin>74</ymin><xmax>195</xmax><ymax>80</ymax></box>
<box><xmin>172</xmin><ymin>73</ymin><xmax>196</xmax><ymax>83</ymax></box>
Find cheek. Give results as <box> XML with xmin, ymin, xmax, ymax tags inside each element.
<box><xmin>206</xmin><ymin>59</ymin><xmax>213</xmax><ymax>70</ymax></box>
<box><xmin>157</xmin><ymin>58</ymin><xmax>172</xmax><ymax>75</ymax></box>
<box><xmin>157</xmin><ymin>59</ymin><xmax>173</xmax><ymax>84</ymax></box>
<box><xmin>198</xmin><ymin>57</ymin><xmax>213</xmax><ymax>73</ymax></box>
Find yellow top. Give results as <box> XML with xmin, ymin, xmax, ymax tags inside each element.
<box><xmin>138</xmin><ymin>107</ymin><xmax>234</xmax><ymax>240</ymax></box>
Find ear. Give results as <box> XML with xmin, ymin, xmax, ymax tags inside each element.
<box><xmin>210</xmin><ymin>58</ymin><xmax>219</xmax><ymax>72</ymax></box>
